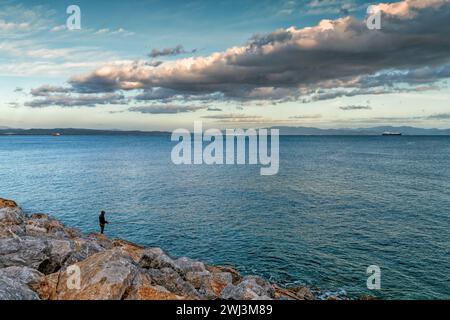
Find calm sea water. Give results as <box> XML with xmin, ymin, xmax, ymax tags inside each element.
<box><xmin>0</xmin><ymin>135</ymin><xmax>449</xmax><ymax>299</ymax></box>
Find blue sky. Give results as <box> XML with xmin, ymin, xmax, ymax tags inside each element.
<box><xmin>1</xmin><ymin>0</ymin><xmax>449</xmax><ymax>130</ymax></box>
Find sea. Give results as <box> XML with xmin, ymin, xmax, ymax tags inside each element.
<box><xmin>1</xmin><ymin>135</ymin><xmax>449</xmax><ymax>299</ymax></box>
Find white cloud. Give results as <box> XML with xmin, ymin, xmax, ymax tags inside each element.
<box><xmin>94</xmin><ymin>28</ymin><xmax>135</xmax><ymax>36</ymax></box>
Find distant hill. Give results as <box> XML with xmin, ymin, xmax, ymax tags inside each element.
<box><xmin>0</xmin><ymin>128</ymin><xmax>170</xmax><ymax>136</ymax></box>
<box><xmin>0</xmin><ymin>126</ymin><xmax>449</xmax><ymax>136</ymax></box>
<box><xmin>272</xmin><ymin>126</ymin><xmax>450</xmax><ymax>135</ymax></box>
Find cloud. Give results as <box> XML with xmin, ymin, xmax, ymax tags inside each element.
<box><xmin>51</xmin><ymin>25</ymin><xmax>66</xmax><ymax>32</ymax></box>
<box><xmin>207</xmin><ymin>107</ymin><xmax>223</xmax><ymax>111</ymax></box>
<box><xmin>30</xmin><ymin>85</ymin><xmax>71</xmax><ymax>97</ymax></box>
<box><xmin>128</xmin><ymin>105</ymin><xmax>205</xmax><ymax>114</ymax></box>
<box><xmin>426</xmin><ymin>113</ymin><xmax>450</xmax><ymax>120</ymax></box>
<box><xmin>31</xmin><ymin>0</ymin><xmax>450</xmax><ymax>107</ymax></box>
<box><xmin>149</xmin><ymin>45</ymin><xmax>197</xmax><ymax>58</ymax></box>
<box><xmin>288</xmin><ymin>114</ymin><xmax>322</xmax><ymax>119</ymax></box>
<box><xmin>24</xmin><ymin>93</ymin><xmax>125</xmax><ymax>108</ymax></box>
<box><xmin>278</xmin><ymin>0</ymin><xmax>297</xmax><ymax>16</ymax></box>
<box><xmin>201</xmin><ymin>113</ymin><xmax>264</xmax><ymax>123</ymax></box>
<box><xmin>305</xmin><ymin>0</ymin><xmax>360</xmax><ymax>16</ymax></box>
<box><xmin>14</xmin><ymin>87</ymin><xmax>23</xmax><ymax>92</ymax></box>
<box><xmin>145</xmin><ymin>61</ymin><xmax>164</xmax><ymax>68</ymax></box>
<box><xmin>340</xmin><ymin>105</ymin><xmax>372</xmax><ymax>110</ymax></box>
<box><xmin>8</xmin><ymin>102</ymin><xmax>20</xmax><ymax>108</ymax></box>
<box><xmin>200</xmin><ymin>113</ymin><xmax>310</xmax><ymax>125</ymax></box>
<box><xmin>0</xmin><ymin>40</ymin><xmax>74</xmax><ymax>59</ymax></box>
<box><xmin>0</xmin><ymin>19</ymin><xmax>30</xmax><ymax>32</ymax></box>
<box><xmin>0</xmin><ymin>4</ymin><xmax>55</xmax><ymax>36</ymax></box>
<box><xmin>94</xmin><ymin>28</ymin><xmax>135</xmax><ymax>36</ymax></box>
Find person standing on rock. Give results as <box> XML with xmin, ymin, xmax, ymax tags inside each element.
<box><xmin>99</xmin><ymin>210</ymin><xmax>108</xmax><ymax>234</ymax></box>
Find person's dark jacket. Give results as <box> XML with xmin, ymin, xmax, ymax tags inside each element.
<box><xmin>99</xmin><ymin>214</ymin><xmax>108</xmax><ymax>225</ymax></box>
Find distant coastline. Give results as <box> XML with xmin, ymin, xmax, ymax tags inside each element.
<box><xmin>1</xmin><ymin>126</ymin><xmax>450</xmax><ymax>136</ymax></box>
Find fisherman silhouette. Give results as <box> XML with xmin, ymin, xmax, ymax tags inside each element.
<box><xmin>99</xmin><ymin>210</ymin><xmax>108</xmax><ymax>234</ymax></box>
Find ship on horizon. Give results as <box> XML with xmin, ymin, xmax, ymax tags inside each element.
<box><xmin>382</xmin><ymin>131</ymin><xmax>402</xmax><ymax>136</ymax></box>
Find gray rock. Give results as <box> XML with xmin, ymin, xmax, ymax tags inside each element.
<box><xmin>184</xmin><ymin>271</ymin><xmax>211</xmax><ymax>289</ymax></box>
<box><xmin>0</xmin><ymin>237</ymin><xmax>50</xmax><ymax>270</ymax></box>
<box><xmin>139</xmin><ymin>247</ymin><xmax>179</xmax><ymax>271</ymax></box>
<box><xmin>0</xmin><ymin>266</ymin><xmax>43</xmax><ymax>287</ymax></box>
<box><xmin>221</xmin><ymin>276</ymin><xmax>275</xmax><ymax>300</ymax></box>
<box><xmin>25</xmin><ymin>214</ymin><xmax>73</xmax><ymax>239</ymax></box>
<box><xmin>0</xmin><ymin>207</ymin><xmax>25</xmax><ymax>225</ymax></box>
<box><xmin>0</xmin><ymin>266</ymin><xmax>42</xmax><ymax>300</ymax></box>
<box><xmin>44</xmin><ymin>249</ymin><xmax>139</xmax><ymax>300</ymax></box>
<box><xmin>62</xmin><ymin>237</ymin><xmax>105</xmax><ymax>267</ymax></box>
<box><xmin>0</xmin><ymin>206</ymin><xmax>26</xmax><ymax>239</ymax></box>
<box><xmin>0</xmin><ymin>236</ymin><xmax>101</xmax><ymax>274</ymax></box>
<box><xmin>0</xmin><ymin>276</ymin><xmax>40</xmax><ymax>300</ymax></box>
<box><xmin>146</xmin><ymin>267</ymin><xmax>201</xmax><ymax>298</ymax></box>
<box><xmin>175</xmin><ymin>257</ymin><xmax>206</xmax><ymax>274</ymax></box>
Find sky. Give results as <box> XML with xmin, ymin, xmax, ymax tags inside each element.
<box><xmin>1</xmin><ymin>0</ymin><xmax>449</xmax><ymax>131</ymax></box>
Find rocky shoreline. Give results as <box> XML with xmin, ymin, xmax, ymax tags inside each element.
<box><xmin>0</xmin><ymin>198</ymin><xmax>316</xmax><ymax>300</ymax></box>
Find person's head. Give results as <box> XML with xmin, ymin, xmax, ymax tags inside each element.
<box><xmin>100</xmin><ymin>210</ymin><xmax>105</xmax><ymax>215</ymax></box>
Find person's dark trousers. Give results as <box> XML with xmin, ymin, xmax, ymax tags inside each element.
<box><xmin>100</xmin><ymin>224</ymin><xmax>105</xmax><ymax>234</ymax></box>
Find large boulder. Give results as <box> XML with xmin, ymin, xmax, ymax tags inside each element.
<box><xmin>0</xmin><ymin>199</ymin><xmax>26</xmax><ymax>239</ymax></box>
<box><xmin>0</xmin><ymin>237</ymin><xmax>51</xmax><ymax>270</ymax></box>
<box><xmin>123</xmin><ymin>271</ymin><xmax>186</xmax><ymax>300</ymax></box>
<box><xmin>0</xmin><ymin>266</ymin><xmax>43</xmax><ymax>300</ymax></box>
<box><xmin>175</xmin><ymin>257</ymin><xmax>207</xmax><ymax>274</ymax></box>
<box><xmin>206</xmin><ymin>265</ymin><xmax>242</xmax><ymax>284</ymax></box>
<box><xmin>0</xmin><ymin>266</ymin><xmax>43</xmax><ymax>287</ymax></box>
<box><xmin>221</xmin><ymin>276</ymin><xmax>276</xmax><ymax>300</ymax></box>
<box><xmin>39</xmin><ymin>248</ymin><xmax>139</xmax><ymax>300</ymax></box>
<box><xmin>62</xmin><ymin>237</ymin><xmax>105</xmax><ymax>266</ymax></box>
<box><xmin>0</xmin><ymin>236</ymin><xmax>104</xmax><ymax>274</ymax></box>
<box><xmin>112</xmin><ymin>238</ymin><xmax>145</xmax><ymax>262</ymax></box>
<box><xmin>0</xmin><ymin>275</ymin><xmax>40</xmax><ymax>300</ymax></box>
<box><xmin>138</xmin><ymin>247</ymin><xmax>180</xmax><ymax>271</ymax></box>
<box><xmin>0</xmin><ymin>206</ymin><xmax>24</xmax><ymax>225</ymax></box>
<box><xmin>145</xmin><ymin>267</ymin><xmax>201</xmax><ymax>298</ymax></box>
<box><xmin>25</xmin><ymin>214</ymin><xmax>79</xmax><ymax>240</ymax></box>
<box><xmin>184</xmin><ymin>269</ymin><xmax>233</xmax><ymax>298</ymax></box>
<box><xmin>274</xmin><ymin>284</ymin><xmax>316</xmax><ymax>300</ymax></box>
<box><xmin>88</xmin><ymin>233</ymin><xmax>114</xmax><ymax>250</ymax></box>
